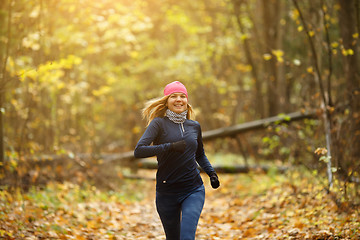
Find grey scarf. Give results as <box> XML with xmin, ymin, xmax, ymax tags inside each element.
<box><xmin>166</xmin><ymin>109</ymin><xmax>187</xmax><ymax>124</ymax></box>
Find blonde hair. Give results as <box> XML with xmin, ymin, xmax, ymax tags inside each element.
<box><xmin>142</xmin><ymin>95</ymin><xmax>195</xmax><ymax>126</ymax></box>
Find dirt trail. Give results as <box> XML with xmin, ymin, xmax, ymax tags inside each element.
<box><xmin>1</xmin><ymin>173</ymin><xmax>359</xmax><ymax>239</ymax></box>
<box><xmin>112</xmin><ymin>174</ymin><xmax>359</xmax><ymax>240</ymax></box>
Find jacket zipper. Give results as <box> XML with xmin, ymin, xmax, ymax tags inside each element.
<box><xmin>179</xmin><ymin>123</ymin><xmax>185</xmax><ymax>137</ymax></box>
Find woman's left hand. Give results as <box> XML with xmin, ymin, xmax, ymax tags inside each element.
<box><xmin>210</xmin><ymin>172</ymin><xmax>220</xmax><ymax>189</ymax></box>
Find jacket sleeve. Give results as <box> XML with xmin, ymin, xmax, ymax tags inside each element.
<box><xmin>195</xmin><ymin>122</ymin><xmax>216</xmax><ymax>175</ymax></box>
<box><xmin>134</xmin><ymin>118</ymin><xmax>171</xmax><ymax>158</ymax></box>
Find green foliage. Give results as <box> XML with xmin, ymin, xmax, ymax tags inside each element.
<box><xmin>25</xmin><ymin>181</ymin><xmax>145</xmax><ymax>208</ymax></box>
<box><xmin>2</xmin><ymin>0</ymin><xmax>356</xmax><ymax>154</ymax></box>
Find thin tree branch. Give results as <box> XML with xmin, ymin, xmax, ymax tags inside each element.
<box><xmin>292</xmin><ymin>0</ymin><xmax>333</xmax><ymax>188</ymax></box>
<box><xmin>321</xmin><ymin>0</ymin><xmax>333</xmax><ymax>106</ymax></box>
<box><xmin>292</xmin><ymin>0</ymin><xmax>328</xmax><ymax>106</ymax></box>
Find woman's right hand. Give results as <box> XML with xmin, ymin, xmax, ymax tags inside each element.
<box><xmin>170</xmin><ymin>140</ymin><xmax>186</xmax><ymax>152</ymax></box>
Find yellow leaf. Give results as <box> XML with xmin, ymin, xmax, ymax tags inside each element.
<box><xmin>57</xmin><ymin>82</ymin><xmax>65</xmax><ymax>90</ymax></box>
<box><xmin>132</xmin><ymin>126</ymin><xmax>141</xmax><ymax>134</ymax></box>
<box><xmin>240</xmin><ymin>34</ymin><xmax>249</xmax><ymax>41</ymax></box>
<box><xmin>130</xmin><ymin>51</ymin><xmax>139</xmax><ymax>58</ymax></box>
<box><xmin>86</xmin><ymin>220</ymin><xmax>97</xmax><ymax>229</ymax></box>
<box><xmin>324</xmin><ymin>14</ymin><xmax>330</xmax><ymax>21</ymax></box>
<box><xmin>342</xmin><ymin>48</ymin><xmax>354</xmax><ymax>56</ymax></box>
<box><xmin>307</xmin><ymin>66</ymin><xmax>313</xmax><ymax>73</ymax></box>
<box><xmin>69</xmin><ymin>5</ymin><xmax>76</xmax><ymax>13</ymax></box>
<box><xmin>331</xmin><ymin>42</ymin><xmax>339</xmax><ymax>48</ymax></box>
<box><xmin>308</xmin><ymin>31</ymin><xmax>315</xmax><ymax>37</ymax></box>
<box><xmin>24</xmin><ymin>69</ymin><xmax>38</xmax><ymax>81</ymax></box>
<box><xmin>263</xmin><ymin>53</ymin><xmax>272</xmax><ymax>61</ymax></box>
<box><xmin>92</xmin><ymin>86</ymin><xmax>111</xmax><ymax>96</ymax></box>
<box><xmin>107</xmin><ymin>76</ymin><xmax>116</xmax><ymax>85</ymax></box>
<box><xmin>6</xmin><ymin>56</ymin><xmax>15</xmax><ymax>74</ymax></box>
<box><xmin>353</xmin><ymin>33</ymin><xmax>359</xmax><ymax>39</ymax></box>
<box><xmin>341</xmin><ymin>48</ymin><xmax>347</xmax><ymax>56</ymax></box>
<box><xmin>322</xmin><ymin>5</ymin><xmax>328</xmax><ymax>12</ymax></box>
<box><xmin>10</xmin><ymin>159</ymin><xmax>17</xmax><ymax>169</ymax></box>
<box><xmin>297</xmin><ymin>26</ymin><xmax>303</xmax><ymax>32</ymax></box>
<box><xmin>69</xmin><ymin>55</ymin><xmax>82</xmax><ymax>65</ymax></box>
<box><xmin>271</xmin><ymin>49</ymin><xmax>284</xmax><ymax>57</ymax></box>
<box><xmin>236</xmin><ymin>64</ymin><xmax>252</xmax><ymax>73</ymax></box>
<box><xmin>291</xmin><ymin>9</ymin><xmax>299</xmax><ymax>21</ymax></box>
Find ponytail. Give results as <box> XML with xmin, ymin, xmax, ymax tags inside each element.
<box><xmin>142</xmin><ymin>95</ymin><xmax>195</xmax><ymax>126</ymax></box>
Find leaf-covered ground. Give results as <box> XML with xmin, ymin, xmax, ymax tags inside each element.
<box><xmin>0</xmin><ymin>170</ymin><xmax>359</xmax><ymax>239</ymax></box>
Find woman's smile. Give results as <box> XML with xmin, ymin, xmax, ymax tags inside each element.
<box><xmin>167</xmin><ymin>93</ymin><xmax>188</xmax><ymax>113</ymax></box>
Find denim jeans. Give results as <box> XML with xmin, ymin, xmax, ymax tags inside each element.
<box><xmin>156</xmin><ymin>184</ymin><xmax>205</xmax><ymax>240</ymax></box>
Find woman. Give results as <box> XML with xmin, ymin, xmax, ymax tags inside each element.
<box><xmin>134</xmin><ymin>81</ymin><xmax>220</xmax><ymax>240</ymax></box>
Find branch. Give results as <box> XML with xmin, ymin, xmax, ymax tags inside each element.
<box><xmin>292</xmin><ymin>0</ymin><xmax>328</xmax><ymax>107</ymax></box>
<box><xmin>320</xmin><ymin>0</ymin><xmax>333</xmax><ymax>106</ymax></box>
<box><xmin>292</xmin><ymin>0</ymin><xmax>334</xmax><ymax>188</ymax></box>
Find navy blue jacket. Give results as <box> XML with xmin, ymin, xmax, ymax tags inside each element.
<box><xmin>134</xmin><ymin>117</ymin><xmax>215</xmax><ymax>193</ymax></box>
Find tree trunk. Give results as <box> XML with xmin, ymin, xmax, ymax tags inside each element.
<box><xmin>0</xmin><ymin>0</ymin><xmax>11</xmax><ymax>166</ymax></box>
<box><xmin>0</xmin><ymin>92</ymin><xmax>4</xmax><ymax>166</ymax></box>
<box><xmin>232</xmin><ymin>0</ymin><xmax>264</xmax><ymax>119</ymax></box>
<box><xmin>262</xmin><ymin>0</ymin><xmax>281</xmax><ymax>116</ymax></box>
<box><xmin>274</xmin><ymin>1</ymin><xmax>287</xmax><ymax>113</ymax></box>
<box><xmin>338</xmin><ymin>0</ymin><xmax>360</xmax><ymax>167</ymax></box>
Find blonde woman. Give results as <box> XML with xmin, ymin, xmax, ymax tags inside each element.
<box><xmin>134</xmin><ymin>81</ymin><xmax>220</xmax><ymax>240</ymax></box>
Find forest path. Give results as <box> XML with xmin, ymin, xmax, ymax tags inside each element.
<box><xmin>95</xmin><ymin>173</ymin><xmax>359</xmax><ymax>240</ymax></box>
<box><xmin>1</xmin><ymin>172</ymin><xmax>359</xmax><ymax>239</ymax></box>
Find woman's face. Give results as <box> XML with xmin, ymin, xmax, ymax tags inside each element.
<box><xmin>167</xmin><ymin>93</ymin><xmax>188</xmax><ymax>113</ymax></box>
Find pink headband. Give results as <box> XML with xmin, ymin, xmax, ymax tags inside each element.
<box><xmin>163</xmin><ymin>81</ymin><xmax>188</xmax><ymax>98</ymax></box>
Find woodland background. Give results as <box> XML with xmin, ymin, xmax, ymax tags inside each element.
<box><xmin>0</xmin><ymin>0</ymin><xmax>359</xmax><ymax>239</ymax></box>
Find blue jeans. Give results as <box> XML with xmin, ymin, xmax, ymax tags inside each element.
<box><xmin>156</xmin><ymin>184</ymin><xmax>205</xmax><ymax>240</ymax></box>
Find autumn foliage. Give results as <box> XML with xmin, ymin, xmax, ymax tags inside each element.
<box><xmin>1</xmin><ymin>171</ymin><xmax>359</xmax><ymax>239</ymax></box>
<box><xmin>0</xmin><ymin>0</ymin><xmax>360</xmax><ymax>239</ymax></box>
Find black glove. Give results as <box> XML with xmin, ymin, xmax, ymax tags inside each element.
<box><xmin>210</xmin><ymin>172</ymin><xmax>220</xmax><ymax>189</ymax></box>
<box><xmin>170</xmin><ymin>140</ymin><xmax>186</xmax><ymax>152</ymax></box>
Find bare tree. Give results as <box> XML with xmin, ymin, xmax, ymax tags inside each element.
<box><xmin>0</xmin><ymin>0</ymin><xmax>12</xmax><ymax>166</ymax></box>
<box><xmin>338</xmin><ymin>0</ymin><xmax>360</xmax><ymax>161</ymax></box>
<box><xmin>232</xmin><ymin>0</ymin><xmax>265</xmax><ymax>119</ymax></box>
<box><xmin>261</xmin><ymin>0</ymin><xmax>286</xmax><ymax>116</ymax></box>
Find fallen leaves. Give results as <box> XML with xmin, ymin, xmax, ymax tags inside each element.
<box><xmin>197</xmin><ymin>173</ymin><xmax>360</xmax><ymax>240</ymax></box>
<box><xmin>0</xmin><ymin>171</ymin><xmax>359</xmax><ymax>239</ymax></box>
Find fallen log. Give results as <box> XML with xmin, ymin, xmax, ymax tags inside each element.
<box><xmin>103</xmin><ymin>110</ymin><xmax>316</xmax><ymax>163</ymax></box>
<box><xmin>137</xmin><ymin>159</ymin><xmax>288</xmax><ymax>174</ymax></box>
<box><xmin>202</xmin><ymin>111</ymin><xmax>315</xmax><ymax>140</ymax></box>
<box><xmin>20</xmin><ymin>111</ymin><xmax>315</xmax><ymax>165</ymax></box>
